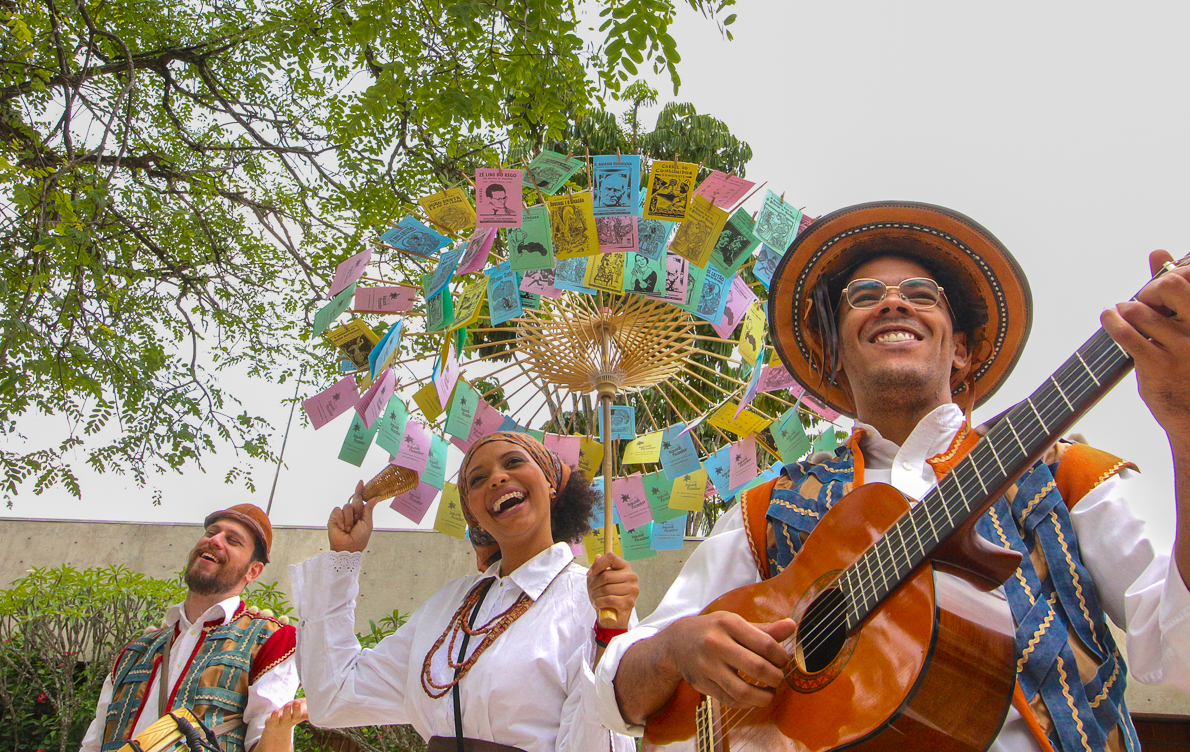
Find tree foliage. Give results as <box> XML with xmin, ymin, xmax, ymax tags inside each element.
<box><xmin>0</xmin><ymin>0</ymin><xmax>736</xmax><ymax>502</ymax></box>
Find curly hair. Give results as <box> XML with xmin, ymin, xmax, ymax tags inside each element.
<box><xmin>477</xmin><ymin>467</ymin><xmax>597</xmax><ymax>567</ymax></box>
<box><xmin>551</xmin><ymin>468</ymin><xmax>598</xmax><ymax>544</ymax></box>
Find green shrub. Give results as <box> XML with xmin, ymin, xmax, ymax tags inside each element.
<box><xmin>0</xmin><ymin>564</ymin><xmax>423</xmax><ymax>751</ymax></box>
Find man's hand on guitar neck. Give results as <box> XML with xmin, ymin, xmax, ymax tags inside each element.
<box><xmin>613</xmin><ymin>612</ymin><xmax>796</xmax><ymax>725</ymax></box>
<box><xmin>1102</xmin><ymin>249</ymin><xmax>1190</xmax><ymax>592</ymax></box>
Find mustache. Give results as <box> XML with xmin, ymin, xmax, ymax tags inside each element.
<box><xmin>190</xmin><ymin>546</ymin><xmax>225</xmax><ymax>564</ymax></box>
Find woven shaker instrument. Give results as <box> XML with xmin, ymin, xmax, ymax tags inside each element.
<box><xmin>362</xmin><ymin>464</ymin><xmax>418</xmax><ymax>501</ymax></box>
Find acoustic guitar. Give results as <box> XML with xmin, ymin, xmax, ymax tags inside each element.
<box><xmin>644</xmin><ymin>256</ymin><xmax>1188</xmax><ymax>752</ymax></box>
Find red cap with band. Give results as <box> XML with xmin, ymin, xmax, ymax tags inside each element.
<box><xmin>203</xmin><ymin>503</ymin><xmax>273</xmax><ymax>563</ymax></box>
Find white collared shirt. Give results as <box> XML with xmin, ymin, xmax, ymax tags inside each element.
<box><xmin>594</xmin><ymin>403</ymin><xmax>1190</xmax><ymax>751</ymax></box>
<box><xmin>79</xmin><ymin>596</ymin><xmax>299</xmax><ymax>752</ymax></box>
<box><xmin>291</xmin><ymin>541</ymin><xmax>635</xmax><ymax>752</ymax></box>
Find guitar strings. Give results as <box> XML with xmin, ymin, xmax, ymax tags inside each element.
<box><xmin>788</xmin><ymin>328</ymin><xmax>1121</xmax><ymax>660</ymax></box>
<box><xmin>702</xmin><ymin>329</ymin><xmax>1127</xmax><ymax>746</ymax></box>
<box><xmin>709</xmin><ymin>330</ymin><xmax>1122</xmax><ymax>744</ymax></box>
<box><xmin>790</xmin><ymin>329</ymin><xmax>1120</xmax><ymax>664</ymax></box>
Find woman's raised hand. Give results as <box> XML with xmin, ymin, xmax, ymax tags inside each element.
<box><xmin>327</xmin><ymin>481</ymin><xmax>383</xmax><ymax>553</ymax></box>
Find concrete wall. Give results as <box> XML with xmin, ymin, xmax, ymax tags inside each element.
<box><xmin>2</xmin><ymin>519</ymin><xmax>1186</xmax><ymax>717</ymax></box>
<box><xmin>0</xmin><ymin>519</ymin><xmax>695</xmax><ymax>627</ymax></box>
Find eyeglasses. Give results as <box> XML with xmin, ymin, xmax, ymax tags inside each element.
<box><xmin>840</xmin><ymin>277</ymin><xmax>946</xmax><ymax>310</ymax></box>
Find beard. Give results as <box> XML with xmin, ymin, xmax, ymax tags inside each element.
<box><xmin>184</xmin><ymin>553</ymin><xmax>251</xmax><ymax>596</ymax></box>
<box><xmin>857</xmin><ymin>365</ymin><xmax>947</xmax><ymax>415</ymax></box>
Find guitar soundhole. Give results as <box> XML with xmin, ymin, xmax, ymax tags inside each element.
<box><xmin>796</xmin><ymin>586</ymin><xmax>848</xmax><ymax>674</ymax></box>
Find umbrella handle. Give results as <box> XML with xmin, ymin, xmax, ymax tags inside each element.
<box><xmin>596</xmin><ymin>319</ymin><xmax>623</xmax><ymax>628</ymax></box>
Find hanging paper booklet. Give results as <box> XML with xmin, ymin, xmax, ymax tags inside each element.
<box><xmin>519</xmin><ymin>267</ymin><xmax>564</xmax><ymax>299</ymax></box>
<box><xmin>448</xmin><ymin>279</ymin><xmax>487</xmax><ymax>332</ymax></box>
<box><xmin>312</xmin><ymin>283</ymin><xmax>356</xmax><ymax>337</ymax></box>
<box><xmin>475</xmin><ymin>169</ymin><xmax>523</xmax><ymax>228</ymax></box>
<box><xmin>375</xmin><ymin>394</ymin><xmax>409</xmax><ymax>456</ymax></box>
<box><xmin>325</xmin><ymin>319</ymin><xmax>379</xmax><ymax>370</ymax></box>
<box><xmin>434</xmin><ymin>483</ymin><xmax>467</xmax><ymax>539</ymax></box>
<box><xmin>380</xmin><ymin>217</ymin><xmax>452</xmax><ymax>259</ymax></box>
<box><xmin>583</xmin><ymin>252</ymin><xmax>625</xmax><ymax>294</ymax></box>
<box><xmin>592</xmin><ymin>154</ymin><xmax>641</xmax><ymax>216</ymax></box>
<box><xmin>675</xmin><ymin>261</ymin><xmax>708</xmax><ymax>315</ymax></box>
<box><xmin>754</xmin><ymin>190</ymin><xmax>802</xmax><ymax>251</ymax></box>
<box><xmin>523</xmin><ymin>151</ymin><xmax>584</xmax><ymax>195</ymax></box>
<box><xmin>390</xmin><ymin>481</ymin><xmax>439</xmax><ymax>525</ymax></box>
<box><xmin>635</xmin><ymin>219</ymin><xmax>674</xmax><ymax>262</ymax></box>
<box><xmin>418</xmin><ymin>187</ymin><xmax>475</xmax><ymax>233</ymax></box>
<box><xmin>457</xmin><ymin>227</ymin><xmax>496</xmax><ymax>276</ymax></box>
<box><xmin>423</xmin><ymin>245</ymin><xmax>465</xmax><ymax>300</ymax></box>
<box><xmin>354</xmin><ymin>285</ymin><xmax>419</xmax><ymax>315</ymax></box>
<box><xmin>738</xmin><ymin>302</ymin><xmax>766</xmax><ymax>365</ymax></box>
<box><xmin>595</xmin><ymin>215</ymin><xmax>638</xmax><ymax>253</ymax></box>
<box><xmin>508</xmin><ymin>205</ymin><xmax>554</xmax><ymax>271</ymax></box>
<box><xmin>338</xmin><ymin>413</ymin><xmax>378</xmax><ymax>467</ymax></box>
<box><xmin>368</xmin><ymin>319</ymin><xmax>404</xmax><ymax>380</ymax></box>
<box><xmin>547</xmin><ymin>192</ymin><xmax>599</xmax><ymax>259</ymax></box>
<box><xmin>752</xmin><ymin>243</ymin><xmax>781</xmax><ymax>290</ymax></box>
<box><xmin>709</xmin><ymin>210</ymin><xmax>761</xmax><ymax>277</ymax></box>
<box><xmin>643</xmin><ymin>471</ymin><xmax>683</xmax><ymax>524</ymax></box>
<box><xmin>711</xmin><ymin>276</ymin><xmax>756</xmax><ymax>339</ymax></box>
<box><xmin>553</xmin><ymin>257</ymin><xmax>597</xmax><ymax>295</ymax></box>
<box><xmin>328</xmin><ymin>247</ymin><xmax>371</xmax><ymax>297</ymax></box>
<box><xmin>302</xmin><ymin>375</ymin><xmax>359</xmax><ymax>430</ymax></box>
<box><xmin>670</xmin><ymin>195</ymin><xmax>728</xmax><ymax>267</ymax></box>
<box><xmin>625</xmin><ymin>252</ymin><xmax>665</xmax><ymax>296</ymax></box>
<box><xmin>486</xmin><ymin>262</ymin><xmax>524</xmax><ymax>326</ymax></box>
<box><xmin>693</xmin><ymin>170</ymin><xmax>755</xmax><ymax>212</ymax></box>
<box><xmin>693</xmin><ymin>265</ymin><xmax>731</xmax><ymax>324</ymax></box>
<box><xmin>643</xmin><ymin>160</ymin><xmax>699</xmax><ymax>221</ymax></box>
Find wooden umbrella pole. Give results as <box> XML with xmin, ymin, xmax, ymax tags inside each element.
<box><xmin>596</xmin><ymin>318</ymin><xmax>618</xmax><ymax>626</ymax></box>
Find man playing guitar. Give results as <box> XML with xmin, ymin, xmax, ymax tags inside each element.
<box><xmin>593</xmin><ymin>202</ymin><xmax>1190</xmax><ymax>751</ymax></box>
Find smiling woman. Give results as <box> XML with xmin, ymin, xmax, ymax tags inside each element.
<box><xmin>288</xmin><ymin>432</ymin><xmax>640</xmax><ymax>752</ymax></box>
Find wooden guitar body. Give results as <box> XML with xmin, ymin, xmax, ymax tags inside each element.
<box><xmin>644</xmin><ymin>483</ymin><xmax>1017</xmax><ymax>752</ymax></box>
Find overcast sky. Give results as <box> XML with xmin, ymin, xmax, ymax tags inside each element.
<box><xmin>6</xmin><ymin>1</ymin><xmax>1187</xmax><ymax>556</ymax></box>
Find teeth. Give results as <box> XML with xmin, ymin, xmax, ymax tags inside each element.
<box><xmin>492</xmin><ymin>491</ymin><xmax>525</xmax><ymax>513</ymax></box>
<box><xmin>875</xmin><ymin>331</ymin><xmax>916</xmax><ymax>343</ymax></box>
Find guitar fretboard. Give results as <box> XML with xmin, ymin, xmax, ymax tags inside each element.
<box><xmin>838</xmin><ymin>327</ymin><xmax>1135</xmax><ymax>630</ymax></box>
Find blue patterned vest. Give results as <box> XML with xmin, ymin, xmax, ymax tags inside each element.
<box><xmin>749</xmin><ymin>434</ymin><xmax>1138</xmax><ymax>752</ymax></box>
<box><xmin>101</xmin><ymin>605</ymin><xmax>285</xmax><ymax>752</ymax></box>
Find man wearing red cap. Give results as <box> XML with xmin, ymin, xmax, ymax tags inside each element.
<box><xmin>594</xmin><ymin>202</ymin><xmax>1190</xmax><ymax>752</ymax></box>
<box><xmin>80</xmin><ymin>504</ymin><xmax>303</xmax><ymax>752</ymax></box>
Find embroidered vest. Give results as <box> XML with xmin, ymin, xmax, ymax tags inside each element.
<box><xmin>741</xmin><ymin>432</ymin><xmax>1139</xmax><ymax>752</ymax></box>
<box><xmin>102</xmin><ymin>604</ymin><xmax>292</xmax><ymax>752</ymax></box>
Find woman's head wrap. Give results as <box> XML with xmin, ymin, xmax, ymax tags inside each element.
<box><xmin>458</xmin><ymin>431</ymin><xmax>572</xmax><ymax>546</ymax></box>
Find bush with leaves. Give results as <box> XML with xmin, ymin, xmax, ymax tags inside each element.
<box><xmin>0</xmin><ymin>564</ymin><xmax>291</xmax><ymax>751</ymax></box>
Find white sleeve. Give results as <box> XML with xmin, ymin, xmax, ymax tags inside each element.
<box><xmin>78</xmin><ymin>673</ymin><xmax>114</xmax><ymax>752</ymax></box>
<box><xmin>1070</xmin><ymin>469</ymin><xmax>1190</xmax><ymax>690</ymax></box>
<box><xmin>593</xmin><ymin>504</ymin><xmax>761</xmax><ymax>736</ymax></box>
<box><xmin>242</xmin><ymin>651</ymin><xmax>299</xmax><ymax>751</ymax></box>
<box><xmin>290</xmin><ymin>552</ymin><xmax>418</xmax><ymax>728</ymax></box>
<box><xmin>556</xmin><ymin>628</ymin><xmax>637</xmax><ymax>751</ymax></box>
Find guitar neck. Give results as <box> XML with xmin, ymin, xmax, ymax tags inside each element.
<box><xmin>840</xmin><ymin>327</ymin><xmax>1135</xmax><ymax>630</ymax></box>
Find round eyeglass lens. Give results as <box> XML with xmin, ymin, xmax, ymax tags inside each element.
<box><xmin>898</xmin><ymin>278</ymin><xmax>941</xmax><ymax>307</ymax></box>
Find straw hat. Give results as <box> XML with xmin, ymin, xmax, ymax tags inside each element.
<box><xmin>768</xmin><ymin>201</ymin><xmax>1033</xmax><ymax>418</ymax></box>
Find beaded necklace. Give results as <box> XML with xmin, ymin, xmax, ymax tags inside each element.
<box><xmin>419</xmin><ymin>576</ymin><xmax>534</xmax><ymax>699</ymax></box>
